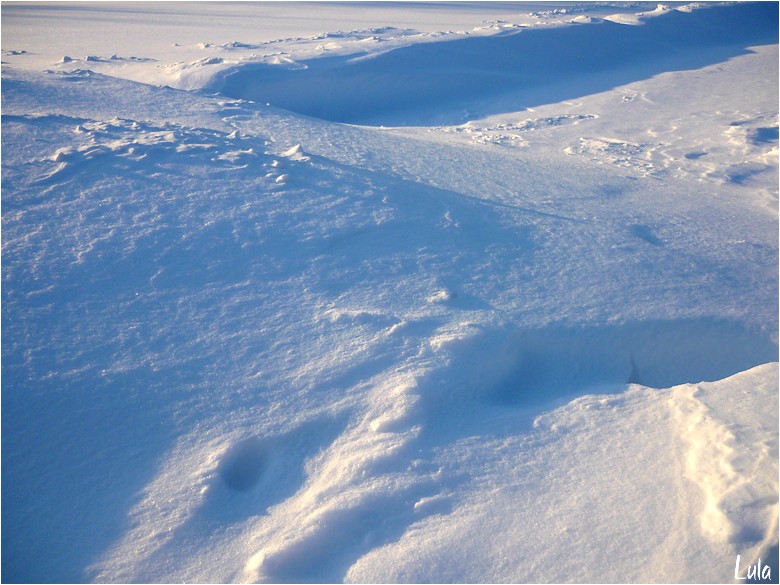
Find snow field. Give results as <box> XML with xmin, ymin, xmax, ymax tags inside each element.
<box><xmin>2</xmin><ymin>2</ymin><xmax>716</xmax><ymax>92</ymax></box>
<box><xmin>2</xmin><ymin>2</ymin><xmax>778</xmax><ymax>583</ymax></box>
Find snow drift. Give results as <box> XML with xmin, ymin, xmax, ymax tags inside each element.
<box><xmin>213</xmin><ymin>3</ymin><xmax>779</xmax><ymax>125</ymax></box>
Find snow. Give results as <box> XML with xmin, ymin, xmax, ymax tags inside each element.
<box><xmin>348</xmin><ymin>363</ymin><xmax>779</xmax><ymax>583</ymax></box>
<box><xmin>2</xmin><ymin>2</ymin><xmax>778</xmax><ymax>583</ymax></box>
<box><xmin>210</xmin><ymin>2</ymin><xmax>778</xmax><ymax>126</ymax></box>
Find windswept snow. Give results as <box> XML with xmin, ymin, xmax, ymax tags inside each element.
<box><xmin>2</xmin><ymin>2</ymin><xmax>778</xmax><ymax>584</ymax></box>
<box><xmin>212</xmin><ymin>2</ymin><xmax>778</xmax><ymax>125</ymax></box>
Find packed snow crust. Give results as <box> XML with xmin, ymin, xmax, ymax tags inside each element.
<box><xmin>2</xmin><ymin>2</ymin><xmax>778</xmax><ymax>583</ymax></box>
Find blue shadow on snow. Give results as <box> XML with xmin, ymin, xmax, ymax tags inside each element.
<box><xmin>215</xmin><ymin>2</ymin><xmax>779</xmax><ymax>125</ymax></box>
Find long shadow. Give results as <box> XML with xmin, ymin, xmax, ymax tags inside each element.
<box><xmin>215</xmin><ymin>2</ymin><xmax>779</xmax><ymax>126</ymax></box>
<box><xmin>490</xmin><ymin>318</ymin><xmax>778</xmax><ymax>406</ymax></box>
<box><xmin>416</xmin><ymin>317</ymin><xmax>779</xmax><ymax>442</ymax></box>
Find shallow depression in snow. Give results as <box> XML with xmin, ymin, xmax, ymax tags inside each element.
<box><xmin>427</xmin><ymin>318</ymin><xmax>778</xmax><ymax>417</ymax></box>
<box><xmin>496</xmin><ymin>318</ymin><xmax>777</xmax><ymax>404</ymax></box>
<box><xmin>218</xmin><ymin>436</ymin><xmax>268</xmax><ymax>492</ymax></box>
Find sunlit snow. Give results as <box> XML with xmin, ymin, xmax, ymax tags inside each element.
<box><xmin>2</xmin><ymin>2</ymin><xmax>778</xmax><ymax>583</ymax></box>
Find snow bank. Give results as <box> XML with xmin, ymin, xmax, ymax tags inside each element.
<box><xmin>213</xmin><ymin>3</ymin><xmax>778</xmax><ymax>125</ymax></box>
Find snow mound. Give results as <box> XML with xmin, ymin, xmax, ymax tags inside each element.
<box><xmin>280</xmin><ymin>143</ymin><xmax>310</xmax><ymax>161</ymax></box>
<box><xmin>347</xmin><ymin>363</ymin><xmax>778</xmax><ymax>583</ymax></box>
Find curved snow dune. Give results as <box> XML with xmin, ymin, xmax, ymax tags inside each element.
<box><xmin>90</xmin><ymin>321</ymin><xmax>777</xmax><ymax>583</ymax></box>
<box><xmin>344</xmin><ymin>363</ymin><xmax>779</xmax><ymax>584</ymax></box>
<box><xmin>213</xmin><ymin>2</ymin><xmax>779</xmax><ymax>126</ymax></box>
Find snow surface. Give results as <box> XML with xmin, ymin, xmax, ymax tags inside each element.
<box><xmin>2</xmin><ymin>2</ymin><xmax>778</xmax><ymax>583</ymax></box>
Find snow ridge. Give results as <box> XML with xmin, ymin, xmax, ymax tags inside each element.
<box><xmin>669</xmin><ymin>366</ymin><xmax>779</xmax><ymax>569</ymax></box>
<box><xmin>213</xmin><ymin>2</ymin><xmax>778</xmax><ymax>126</ymax></box>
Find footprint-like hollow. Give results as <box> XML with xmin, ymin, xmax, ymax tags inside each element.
<box><xmin>217</xmin><ymin>436</ymin><xmax>268</xmax><ymax>492</ymax></box>
<box><xmin>629</xmin><ymin>223</ymin><xmax>664</xmax><ymax>246</ymax></box>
